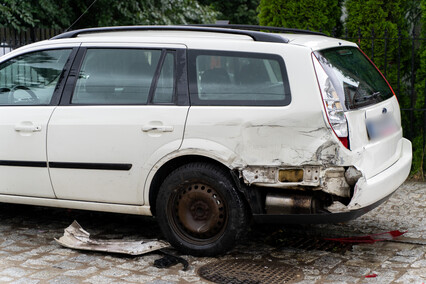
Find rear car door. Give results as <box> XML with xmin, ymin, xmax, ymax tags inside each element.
<box><xmin>47</xmin><ymin>44</ymin><xmax>188</xmax><ymax>205</ymax></box>
<box><xmin>0</xmin><ymin>48</ymin><xmax>74</xmax><ymax>197</ymax></box>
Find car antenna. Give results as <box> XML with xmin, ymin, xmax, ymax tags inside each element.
<box><xmin>64</xmin><ymin>0</ymin><xmax>98</xmax><ymax>33</ymax></box>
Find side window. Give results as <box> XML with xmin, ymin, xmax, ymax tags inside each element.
<box><xmin>188</xmin><ymin>50</ymin><xmax>291</xmax><ymax>106</ymax></box>
<box><xmin>72</xmin><ymin>49</ymin><xmax>161</xmax><ymax>105</ymax></box>
<box><xmin>153</xmin><ymin>52</ymin><xmax>175</xmax><ymax>104</ymax></box>
<box><xmin>0</xmin><ymin>49</ymin><xmax>72</xmax><ymax>105</ymax></box>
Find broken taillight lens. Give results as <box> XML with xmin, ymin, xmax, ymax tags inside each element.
<box><xmin>312</xmin><ymin>54</ymin><xmax>349</xmax><ymax>149</ymax></box>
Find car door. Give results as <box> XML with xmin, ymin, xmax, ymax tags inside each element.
<box><xmin>47</xmin><ymin>44</ymin><xmax>189</xmax><ymax>205</ymax></box>
<box><xmin>0</xmin><ymin>48</ymin><xmax>75</xmax><ymax>197</ymax></box>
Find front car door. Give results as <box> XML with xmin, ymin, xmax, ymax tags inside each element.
<box><xmin>47</xmin><ymin>44</ymin><xmax>189</xmax><ymax>205</ymax></box>
<box><xmin>0</xmin><ymin>48</ymin><xmax>75</xmax><ymax>198</ymax></box>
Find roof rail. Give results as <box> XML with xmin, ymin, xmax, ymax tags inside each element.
<box><xmin>194</xmin><ymin>24</ymin><xmax>327</xmax><ymax>36</ymax></box>
<box><xmin>51</xmin><ymin>25</ymin><xmax>289</xmax><ymax>43</ymax></box>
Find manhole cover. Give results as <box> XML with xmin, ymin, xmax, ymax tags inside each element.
<box><xmin>198</xmin><ymin>259</ymin><xmax>303</xmax><ymax>284</ymax></box>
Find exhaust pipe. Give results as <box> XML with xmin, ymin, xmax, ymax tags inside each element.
<box><xmin>265</xmin><ymin>193</ymin><xmax>320</xmax><ymax>214</ymax></box>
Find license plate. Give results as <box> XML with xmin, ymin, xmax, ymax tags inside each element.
<box><xmin>366</xmin><ymin>114</ymin><xmax>398</xmax><ymax>140</ymax></box>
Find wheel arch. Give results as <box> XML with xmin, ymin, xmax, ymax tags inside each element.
<box><xmin>148</xmin><ymin>154</ymin><xmax>240</xmax><ymax>216</ymax></box>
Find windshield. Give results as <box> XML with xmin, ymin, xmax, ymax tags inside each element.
<box><xmin>314</xmin><ymin>47</ymin><xmax>393</xmax><ymax>110</ymax></box>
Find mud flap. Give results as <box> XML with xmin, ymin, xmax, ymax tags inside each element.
<box><xmin>55</xmin><ymin>220</ymin><xmax>171</xmax><ymax>255</ymax></box>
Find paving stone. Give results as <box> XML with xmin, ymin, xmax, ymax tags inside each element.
<box><xmin>29</xmin><ymin>269</ymin><xmax>63</xmax><ymax>280</ymax></box>
<box><xmin>361</xmin><ymin>269</ymin><xmax>399</xmax><ymax>283</ymax></box>
<box><xmin>395</xmin><ymin>268</ymin><xmax>426</xmax><ymax>283</ymax></box>
<box><xmin>0</xmin><ymin>267</ymin><xmax>30</xmax><ymax>277</ymax></box>
<box><xmin>70</xmin><ymin>254</ymin><xmax>99</xmax><ymax>264</ymax></box>
<box><xmin>411</xmin><ymin>259</ymin><xmax>426</xmax><ymax>268</ymax></box>
<box><xmin>63</xmin><ymin>266</ymin><xmax>98</xmax><ymax>277</ymax></box>
<box><xmin>388</xmin><ymin>255</ymin><xmax>420</xmax><ymax>263</ymax></box>
<box><xmin>84</xmin><ymin>275</ymin><xmax>123</xmax><ymax>283</ymax></box>
<box><xmin>380</xmin><ymin>260</ymin><xmax>410</xmax><ymax>269</ymax></box>
<box><xmin>40</xmin><ymin>254</ymin><xmax>69</xmax><ymax>262</ymax></box>
<box><xmin>48</xmin><ymin>275</ymin><xmax>81</xmax><ymax>284</ymax></box>
<box><xmin>100</xmin><ymin>267</ymin><xmax>130</xmax><ymax>277</ymax></box>
<box><xmin>313</xmin><ymin>255</ymin><xmax>344</xmax><ymax>270</ymax></box>
<box><xmin>323</xmin><ymin>273</ymin><xmax>361</xmax><ymax>282</ymax></box>
<box><xmin>10</xmin><ymin>278</ymin><xmax>40</xmax><ymax>284</ymax></box>
<box><xmin>121</xmin><ymin>274</ymin><xmax>156</xmax><ymax>282</ymax></box>
<box><xmin>25</xmin><ymin>258</ymin><xmax>58</xmax><ymax>268</ymax></box>
<box><xmin>0</xmin><ymin>239</ymin><xmax>15</xmax><ymax>247</ymax></box>
<box><xmin>53</xmin><ymin>260</ymin><xmax>84</xmax><ymax>270</ymax></box>
<box><xmin>333</xmin><ymin>265</ymin><xmax>370</xmax><ymax>276</ymax></box>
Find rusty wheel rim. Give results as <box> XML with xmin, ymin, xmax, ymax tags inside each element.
<box><xmin>169</xmin><ymin>183</ymin><xmax>228</xmax><ymax>244</ymax></box>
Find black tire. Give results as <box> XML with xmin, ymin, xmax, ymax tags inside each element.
<box><xmin>156</xmin><ymin>162</ymin><xmax>249</xmax><ymax>256</ymax></box>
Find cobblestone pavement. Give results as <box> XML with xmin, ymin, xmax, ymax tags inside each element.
<box><xmin>0</xmin><ymin>181</ymin><xmax>424</xmax><ymax>283</ymax></box>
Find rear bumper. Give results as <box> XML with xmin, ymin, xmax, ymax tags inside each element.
<box><xmin>347</xmin><ymin>137</ymin><xmax>412</xmax><ymax>210</ymax></box>
<box><xmin>252</xmin><ymin>138</ymin><xmax>412</xmax><ymax>224</ymax></box>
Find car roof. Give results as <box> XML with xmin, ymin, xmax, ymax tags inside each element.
<box><xmin>4</xmin><ymin>25</ymin><xmax>358</xmax><ymax>58</ymax></box>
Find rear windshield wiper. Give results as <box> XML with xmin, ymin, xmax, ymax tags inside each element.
<box><xmin>354</xmin><ymin>91</ymin><xmax>382</xmax><ymax>103</ymax></box>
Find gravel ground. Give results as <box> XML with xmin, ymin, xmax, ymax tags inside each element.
<box><xmin>0</xmin><ymin>181</ymin><xmax>424</xmax><ymax>283</ymax></box>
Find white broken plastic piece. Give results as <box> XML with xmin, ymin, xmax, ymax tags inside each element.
<box><xmin>326</xmin><ymin>201</ymin><xmax>350</xmax><ymax>213</ymax></box>
<box><xmin>55</xmin><ymin>220</ymin><xmax>170</xmax><ymax>255</ymax></box>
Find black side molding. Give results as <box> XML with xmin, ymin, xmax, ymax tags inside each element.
<box><xmin>0</xmin><ymin>160</ymin><xmax>132</xmax><ymax>171</ymax></box>
<box><xmin>49</xmin><ymin>162</ymin><xmax>132</xmax><ymax>171</ymax></box>
<box><xmin>0</xmin><ymin>160</ymin><xmax>47</xmax><ymax>167</ymax></box>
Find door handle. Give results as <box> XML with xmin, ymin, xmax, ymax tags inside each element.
<box><xmin>142</xmin><ymin>125</ymin><xmax>174</xmax><ymax>132</ymax></box>
<box><xmin>14</xmin><ymin>123</ymin><xmax>42</xmax><ymax>132</ymax></box>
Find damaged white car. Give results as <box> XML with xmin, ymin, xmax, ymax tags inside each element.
<box><xmin>0</xmin><ymin>25</ymin><xmax>412</xmax><ymax>256</ymax></box>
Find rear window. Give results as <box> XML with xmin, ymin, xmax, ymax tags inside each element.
<box><xmin>314</xmin><ymin>47</ymin><xmax>393</xmax><ymax>110</ymax></box>
<box><xmin>188</xmin><ymin>50</ymin><xmax>291</xmax><ymax>106</ymax></box>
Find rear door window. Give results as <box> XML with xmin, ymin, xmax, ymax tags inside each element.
<box><xmin>188</xmin><ymin>50</ymin><xmax>291</xmax><ymax>106</ymax></box>
<box><xmin>71</xmin><ymin>49</ymin><xmax>162</xmax><ymax>105</ymax></box>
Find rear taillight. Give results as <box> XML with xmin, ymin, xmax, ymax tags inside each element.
<box><xmin>312</xmin><ymin>54</ymin><xmax>349</xmax><ymax>149</ymax></box>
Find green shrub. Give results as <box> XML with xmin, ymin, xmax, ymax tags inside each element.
<box><xmin>412</xmin><ymin>0</ymin><xmax>426</xmax><ymax>179</ymax></box>
<box><xmin>258</xmin><ymin>0</ymin><xmax>343</xmax><ymax>35</ymax></box>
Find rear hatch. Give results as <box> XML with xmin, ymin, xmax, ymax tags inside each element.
<box><xmin>312</xmin><ymin>46</ymin><xmax>402</xmax><ymax>179</ymax></box>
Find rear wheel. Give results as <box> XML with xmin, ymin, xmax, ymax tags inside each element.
<box><xmin>156</xmin><ymin>162</ymin><xmax>248</xmax><ymax>256</ymax></box>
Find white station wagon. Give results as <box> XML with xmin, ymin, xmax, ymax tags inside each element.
<box><xmin>0</xmin><ymin>25</ymin><xmax>412</xmax><ymax>256</ymax></box>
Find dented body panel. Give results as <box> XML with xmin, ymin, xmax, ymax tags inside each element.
<box><xmin>177</xmin><ymin>38</ymin><xmax>410</xmax><ymax>217</ymax></box>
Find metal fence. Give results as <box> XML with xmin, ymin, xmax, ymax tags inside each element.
<box><xmin>1</xmin><ymin>26</ymin><xmax>425</xmax><ymax>173</ymax></box>
<box><xmin>0</xmin><ymin>27</ymin><xmax>62</xmax><ymax>55</ymax></box>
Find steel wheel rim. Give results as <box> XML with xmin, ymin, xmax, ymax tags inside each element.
<box><xmin>168</xmin><ymin>183</ymin><xmax>228</xmax><ymax>244</ymax></box>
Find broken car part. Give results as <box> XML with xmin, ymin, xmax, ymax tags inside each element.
<box><xmin>55</xmin><ymin>221</ymin><xmax>170</xmax><ymax>255</ymax></box>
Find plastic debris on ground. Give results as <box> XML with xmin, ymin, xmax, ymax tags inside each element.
<box><xmin>365</xmin><ymin>273</ymin><xmax>378</xmax><ymax>278</ymax></box>
<box><xmin>55</xmin><ymin>220</ymin><xmax>171</xmax><ymax>255</ymax></box>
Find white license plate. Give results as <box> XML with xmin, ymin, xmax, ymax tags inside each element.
<box><xmin>366</xmin><ymin>114</ymin><xmax>398</xmax><ymax>140</ymax></box>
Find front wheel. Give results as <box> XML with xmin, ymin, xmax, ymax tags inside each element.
<box><xmin>156</xmin><ymin>162</ymin><xmax>249</xmax><ymax>256</ymax></box>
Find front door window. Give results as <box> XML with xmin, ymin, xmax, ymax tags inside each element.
<box><xmin>0</xmin><ymin>49</ymin><xmax>72</xmax><ymax>105</ymax></box>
